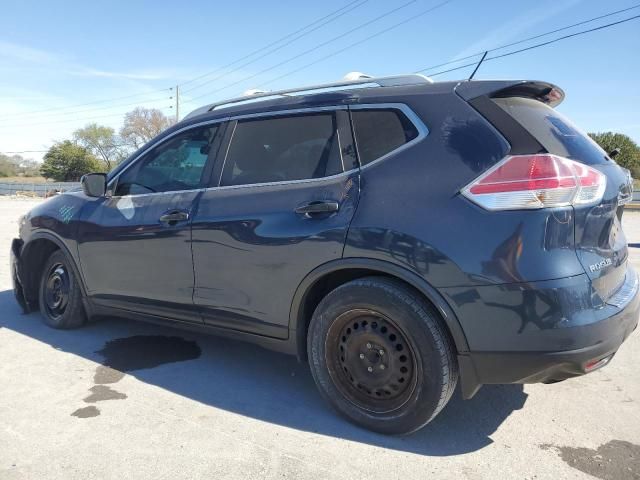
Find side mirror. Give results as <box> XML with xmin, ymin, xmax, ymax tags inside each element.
<box><xmin>81</xmin><ymin>173</ymin><xmax>107</xmax><ymax>198</ymax></box>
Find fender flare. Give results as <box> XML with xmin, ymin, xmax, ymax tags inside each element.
<box><xmin>289</xmin><ymin>257</ymin><xmax>470</xmax><ymax>359</ymax></box>
<box><xmin>20</xmin><ymin>231</ymin><xmax>89</xmax><ymax>306</ymax></box>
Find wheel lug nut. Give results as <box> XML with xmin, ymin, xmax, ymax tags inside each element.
<box><xmin>379</xmin><ymin>349</ymin><xmax>384</xmax><ymax>355</ymax></box>
<box><xmin>380</xmin><ymin>365</ymin><xmax>386</xmax><ymax>370</ymax></box>
<box><xmin>359</xmin><ymin>353</ymin><xmax>365</xmax><ymax>359</ymax></box>
<box><xmin>366</xmin><ymin>343</ymin><xmax>372</xmax><ymax>349</ymax></box>
<box><xmin>367</xmin><ymin>366</ymin><xmax>373</xmax><ymax>372</ymax></box>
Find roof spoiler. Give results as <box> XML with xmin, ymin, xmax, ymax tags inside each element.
<box><xmin>455</xmin><ymin>80</ymin><xmax>565</xmax><ymax>107</ymax></box>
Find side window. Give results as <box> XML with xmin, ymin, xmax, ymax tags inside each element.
<box><xmin>351</xmin><ymin>109</ymin><xmax>419</xmax><ymax>166</ymax></box>
<box><xmin>115</xmin><ymin>124</ymin><xmax>219</xmax><ymax>196</ymax></box>
<box><xmin>221</xmin><ymin>112</ymin><xmax>342</xmax><ymax>187</ymax></box>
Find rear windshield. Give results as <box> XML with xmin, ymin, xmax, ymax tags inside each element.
<box><xmin>492</xmin><ymin>97</ymin><xmax>608</xmax><ymax>165</ymax></box>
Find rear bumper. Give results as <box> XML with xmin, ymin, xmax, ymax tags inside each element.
<box><xmin>450</xmin><ymin>267</ymin><xmax>640</xmax><ymax>398</ymax></box>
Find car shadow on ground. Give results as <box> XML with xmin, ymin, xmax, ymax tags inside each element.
<box><xmin>0</xmin><ymin>289</ymin><xmax>527</xmax><ymax>456</ymax></box>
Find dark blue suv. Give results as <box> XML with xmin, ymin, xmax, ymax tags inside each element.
<box><xmin>10</xmin><ymin>75</ymin><xmax>639</xmax><ymax>434</ymax></box>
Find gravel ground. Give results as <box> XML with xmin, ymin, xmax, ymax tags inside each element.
<box><xmin>0</xmin><ymin>196</ymin><xmax>638</xmax><ymax>480</ymax></box>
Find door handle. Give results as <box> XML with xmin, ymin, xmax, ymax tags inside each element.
<box><xmin>159</xmin><ymin>210</ymin><xmax>190</xmax><ymax>225</ymax></box>
<box><xmin>295</xmin><ymin>201</ymin><xmax>340</xmax><ymax>216</ymax></box>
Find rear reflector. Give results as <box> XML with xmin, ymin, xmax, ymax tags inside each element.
<box><xmin>461</xmin><ymin>154</ymin><xmax>606</xmax><ymax>211</ymax></box>
<box><xmin>584</xmin><ymin>355</ymin><xmax>613</xmax><ymax>373</ymax></box>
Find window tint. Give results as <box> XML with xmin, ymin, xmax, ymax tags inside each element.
<box><xmin>351</xmin><ymin>109</ymin><xmax>419</xmax><ymax>165</ymax></box>
<box><xmin>115</xmin><ymin>124</ymin><xmax>219</xmax><ymax>195</ymax></box>
<box><xmin>492</xmin><ymin>97</ymin><xmax>608</xmax><ymax>165</ymax></box>
<box><xmin>221</xmin><ymin>113</ymin><xmax>342</xmax><ymax>186</ymax></box>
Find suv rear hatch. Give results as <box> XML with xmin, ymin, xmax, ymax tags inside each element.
<box><xmin>460</xmin><ymin>81</ymin><xmax>634</xmax><ymax>304</ymax></box>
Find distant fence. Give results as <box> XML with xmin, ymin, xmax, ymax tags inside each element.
<box><xmin>0</xmin><ymin>181</ymin><xmax>81</xmax><ymax>197</ymax></box>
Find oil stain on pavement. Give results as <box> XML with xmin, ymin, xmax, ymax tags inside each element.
<box><xmin>541</xmin><ymin>440</ymin><xmax>640</xmax><ymax>479</ymax></box>
<box><xmin>83</xmin><ymin>385</ymin><xmax>127</xmax><ymax>403</ymax></box>
<box><xmin>71</xmin><ymin>335</ymin><xmax>201</xmax><ymax>418</ymax></box>
<box><xmin>71</xmin><ymin>406</ymin><xmax>100</xmax><ymax>418</ymax></box>
<box><xmin>96</xmin><ymin>335</ymin><xmax>201</xmax><ymax>377</ymax></box>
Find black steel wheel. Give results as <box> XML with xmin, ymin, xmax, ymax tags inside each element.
<box><xmin>43</xmin><ymin>262</ymin><xmax>70</xmax><ymax>320</ymax></box>
<box><xmin>326</xmin><ymin>309</ymin><xmax>417</xmax><ymax>413</ymax></box>
<box><xmin>308</xmin><ymin>276</ymin><xmax>458</xmax><ymax>435</ymax></box>
<box><xmin>38</xmin><ymin>250</ymin><xmax>86</xmax><ymax>329</ymax></box>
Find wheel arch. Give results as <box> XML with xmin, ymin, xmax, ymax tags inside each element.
<box><xmin>290</xmin><ymin>258</ymin><xmax>470</xmax><ymax>361</ymax></box>
<box><xmin>19</xmin><ymin>232</ymin><xmax>87</xmax><ymax>311</ymax></box>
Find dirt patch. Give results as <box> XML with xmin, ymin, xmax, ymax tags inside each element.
<box><xmin>541</xmin><ymin>440</ymin><xmax>640</xmax><ymax>479</ymax></box>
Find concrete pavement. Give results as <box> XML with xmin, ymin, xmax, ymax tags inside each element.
<box><xmin>0</xmin><ymin>197</ymin><xmax>638</xmax><ymax>479</ymax></box>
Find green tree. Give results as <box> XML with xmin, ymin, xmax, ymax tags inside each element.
<box><xmin>588</xmin><ymin>132</ymin><xmax>640</xmax><ymax>178</ymax></box>
<box><xmin>120</xmin><ymin>107</ymin><xmax>174</xmax><ymax>149</ymax></box>
<box><xmin>40</xmin><ymin>141</ymin><xmax>103</xmax><ymax>181</ymax></box>
<box><xmin>73</xmin><ymin>123</ymin><xmax>127</xmax><ymax>171</ymax></box>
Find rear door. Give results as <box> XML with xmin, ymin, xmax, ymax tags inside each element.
<box><xmin>191</xmin><ymin>108</ymin><xmax>359</xmax><ymax>338</ymax></box>
<box><xmin>491</xmin><ymin>96</ymin><xmax>634</xmax><ymax>302</ymax></box>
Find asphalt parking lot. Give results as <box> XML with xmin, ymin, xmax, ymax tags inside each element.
<box><xmin>1</xmin><ymin>197</ymin><xmax>638</xmax><ymax>480</ymax></box>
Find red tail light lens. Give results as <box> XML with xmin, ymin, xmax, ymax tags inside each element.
<box><xmin>461</xmin><ymin>154</ymin><xmax>606</xmax><ymax>210</ymax></box>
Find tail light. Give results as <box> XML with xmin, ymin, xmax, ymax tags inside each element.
<box><xmin>461</xmin><ymin>154</ymin><xmax>606</xmax><ymax>211</ymax></box>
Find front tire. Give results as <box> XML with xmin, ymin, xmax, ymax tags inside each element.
<box><xmin>307</xmin><ymin>277</ymin><xmax>458</xmax><ymax>435</ymax></box>
<box><xmin>38</xmin><ymin>250</ymin><xmax>86</xmax><ymax>329</ymax></box>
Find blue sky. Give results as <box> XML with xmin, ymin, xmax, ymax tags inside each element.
<box><xmin>1</xmin><ymin>0</ymin><xmax>639</xmax><ymax>161</ymax></box>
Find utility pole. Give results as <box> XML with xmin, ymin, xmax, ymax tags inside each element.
<box><xmin>175</xmin><ymin>84</ymin><xmax>180</xmax><ymax>122</ymax></box>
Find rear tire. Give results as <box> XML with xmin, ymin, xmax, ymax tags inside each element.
<box><xmin>38</xmin><ymin>250</ymin><xmax>86</xmax><ymax>329</ymax></box>
<box><xmin>307</xmin><ymin>276</ymin><xmax>458</xmax><ymax>435</ymax></box>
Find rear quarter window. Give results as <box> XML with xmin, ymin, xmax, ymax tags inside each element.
<box><xmin>351</xmin><ymin>109</ymin><xmax>419</xmax><ymax>166</ymax></box>
<box><xmin>492</xmin><ymin>97</ymin><xmax>608</xmax><ymax>165</ymax></box>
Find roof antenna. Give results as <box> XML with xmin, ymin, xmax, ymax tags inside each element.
<box><xmin>468</xmin><ymin>51</ymin><xmax>488</xmax><ymax>81</ymax></box>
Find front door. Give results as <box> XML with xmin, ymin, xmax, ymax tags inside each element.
<box><xmin>77</xmin><ymin>122</ymin><xmax>223</xmax><ymax>322</ymax></box>
<box><xmin>191</xmin><ymin>109</ymin><xmax>359</xmax><ymax>338</ymax></box>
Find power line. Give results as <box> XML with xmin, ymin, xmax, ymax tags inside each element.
<box><xmin>5</xmin><ymin>12</ymin><xmax>636</xmax><ymax>156</ymax></box>
<box><xmin>0</xmin><ymin>93</ymin><xmax>173</xmax><ymax>126</ymax></box>
<box><xmin>188</xmin><ymin>0</ymin><xmax>424</xmax><ymax>102</ymax></box>
<box><xmin>256</xmin><ymin>0</ymin><xmax>454</xmax><ymax>90</ymax></box>
<box><xmin>2</xmin><ymin>145</ymin><xmax>129</xmax><ymax>154</ymax></box>
<box><xmin>0</xmin><ymin>0</ymin><xmax>369</xmax><ymax>124</ymax></box>
<box><xmin>1</xmin><ymin>1</ymin><xmax>430</xmax><ymax>144</ymax></box>
<box><xmin>1</xmin><ymin>150</ymin><xmax>50</xmax><ymax>154</ymax></box>
<box><xmin>423</xmin><ymin>13</ymin><xmax>640</xmax><ymax>77</ymax></box>
<box><xmin>181</xmin><ymin>0</ymin><xmax>369</xmax><ymax>91</ymax></box>
<box><xmin>3</xmin><ymin>4</ymin><xmax>637</xmax><ymax>140</ymax></box>
<box><xmin>0</xmin><ymin>87</ymin><xmax>172</xmax><ymax>121</ymax></box>
<box><xmin>2</xmin><ymin>107</ymin><xmax>174</xmax><ymax>130</ymax></box>
<box><xmin>416</xmin><ymin>3</ymin><xmax>640</xmax><ymax>73</ymax></box>
<box><xmin>252</xmin><ymin>6</ymin><xmax>638</xmax><ymax>94</ymax></box>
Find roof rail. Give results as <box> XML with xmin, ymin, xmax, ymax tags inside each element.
<box><xmin>184</xmin><ymin>74</ymin><xmax>433</xmax><ymax>120</ymax></box>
